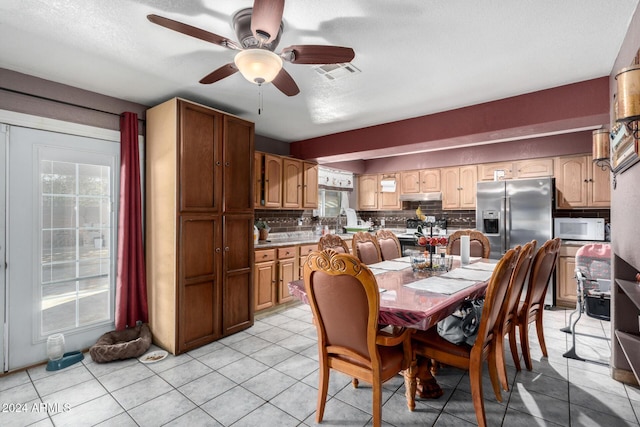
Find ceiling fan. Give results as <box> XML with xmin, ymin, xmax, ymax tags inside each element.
<box><xmin>147</xmin><ymin>0</ymin><xmax>355</xmax><ymax>96</ymax></box>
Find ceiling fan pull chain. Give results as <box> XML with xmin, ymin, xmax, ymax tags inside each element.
<box><xmin>258</xmin><ymin>84</ymin><xmax>264</xmax><ymax>115</ymax></box>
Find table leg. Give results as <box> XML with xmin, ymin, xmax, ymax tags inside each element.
<box><xmin>415</xmin><ymin>356</ymin><xmax>444</xmax><ymax>399</ymax></box>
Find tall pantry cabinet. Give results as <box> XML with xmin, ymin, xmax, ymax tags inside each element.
<box><xmin>146</xmin><ymin>98</ymin><xmax>255</xmax><ymax>354</ymax></box>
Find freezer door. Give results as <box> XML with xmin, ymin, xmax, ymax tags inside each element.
<box><xmin>475</xmin><ymin>181</ymin><xmax>506</xmax><ymax>259</ymax></box>
<box><xmin>505</xmin><ymin>178</ymin><xmax>554</xmax><ymax>249</ymax></box>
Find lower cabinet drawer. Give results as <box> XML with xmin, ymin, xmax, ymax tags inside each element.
<box><xmin>255</xmin><ymin>248</ymin><xmax>276</xmax><ymax>262</ymax></box>
<box><xmin>277</xmin><ymin>246</ymin><xmax>296</xmax><ymax>259</ymax></box>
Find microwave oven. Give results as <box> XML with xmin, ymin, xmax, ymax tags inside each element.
<box><xmin>554</xmin><ymin>217</ymin><xmax>606</xmax><ymax>241</ymax></box>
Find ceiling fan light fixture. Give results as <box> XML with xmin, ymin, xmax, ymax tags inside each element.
<box><xmin>234</xmin><ymin>49</ymin><xmax>283</xmax><ymax>85</ymax></box>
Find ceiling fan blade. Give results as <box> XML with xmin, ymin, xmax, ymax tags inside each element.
<box><xmin>272</xmin><ymin>68</ymin><xmax>300</xmax><ymax>96</ymax></box>
<box><xmin>250</xmin><ymin>0</ymin><xmax>284</xmax><ymax>44</ymax></box>
<box><xmin>199</xmin><ymin>63</ymin><xmax>239</xmax><ymax>84</ymax></box>
<box><xmin>147</xmin><ymin>14</ymin><xmax>240</xmax><ymax>50</ymax></box>
<box><xmin>281</xmin><ymin>45</ymin><xmax>355</xmax><ymax>64</ymax></box>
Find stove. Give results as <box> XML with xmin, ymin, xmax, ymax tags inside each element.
<box><xmin>396</xmin><ymin>218</ymin><xmax>447</xmax><ymax>254</ymax></box>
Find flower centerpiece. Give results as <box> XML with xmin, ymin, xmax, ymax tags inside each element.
<box><xmin>413</xmin><ymin>225</ymin><xmax>449</xmax><ymax>271</ymax></box>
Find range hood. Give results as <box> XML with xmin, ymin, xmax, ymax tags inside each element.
<box><xmin>399</xmin><ymin>192</ymin><xmax>442</xmax><ymax>202</ymax></box>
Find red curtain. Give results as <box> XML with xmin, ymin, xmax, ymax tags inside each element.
<box><xmin>115</xmin><ymin>112</ymin><xmax>149</xmax><ymax>330</ymax></box>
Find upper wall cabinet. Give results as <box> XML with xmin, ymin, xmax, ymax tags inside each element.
<box><xmin>357</xmin><ymin>173</ymin><xmax>401</xmax><ymax>210</ymax></box>
<box><xmin>254</xmin><ymin>152</ymin><xmax>318</xmax><ymax>209</ymax></box>
<box><xmin>555</xmin><ymin>155</ymin><xmax>610</xmax><ymax>208</ymax></box>
<box><xmin>282</xmin><ymin>158</ymin><xmax>303</xmax><ymax>208</ymax></box>
<box><xmin>400</xmin><ymin>169</ymin><xmax>441</xmax><ymax>194</ymax></box>
<box><xmin>254</xmin><ymin>153</ymin><xmax>283</xmax><ymax>208</ymax></box>
<box><xmin>478</xmin><ymin>158</ymin><xmax>554</xmax><ymax>181</ymax></box>
<box><xmin>302</xmin><ymin>161</ymin><xmax>319</xmax><ymax>208</ymax></box>
<box><xmin>441</xmin><ymin>165</ymin><xmax>477</xmax><ymax>210</ymax></box>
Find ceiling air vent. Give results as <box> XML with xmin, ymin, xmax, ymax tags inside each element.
<box><xmin>313</xmin><ymin>63</ymin><xmax>361</xmax><ymax>81</ymax></box>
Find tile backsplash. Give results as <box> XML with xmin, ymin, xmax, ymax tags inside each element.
<box><xmin>256</xmin><ymin>202</ymin><xmax>611</xmax><ymax>234</ymax></box>
<box><xmin>255</xmin><ymin>200</ymin><xmax>476</xmax><ymax>233</ymax></box>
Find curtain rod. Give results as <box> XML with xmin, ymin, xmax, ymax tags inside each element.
<box><xmin>0</xmin><ymin>87</ymin><xmax>146</xmax><ymax>122</ymax></box>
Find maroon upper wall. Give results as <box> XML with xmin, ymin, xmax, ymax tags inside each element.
<box><xmin>362</xmin><ymin>131</ymin><xmax>591</xmax><ymax>174</ymax></box>
<box><xmin>290</xmin><ymin>77</ymin><xmax>609</xmax><ymax>164</ymax></box>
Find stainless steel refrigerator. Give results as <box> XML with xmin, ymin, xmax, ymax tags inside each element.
<box><xmin>476</xmin><ymin>177</ymin><xmax>555</xmax><ymax>304</ymax></box>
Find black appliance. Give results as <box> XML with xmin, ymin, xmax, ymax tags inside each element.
<box><xmin>396</xmin><ymin>218</ymin><xmax>447</xmax><ymax>255</ymax></box>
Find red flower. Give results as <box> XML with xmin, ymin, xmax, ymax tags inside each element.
<box><xmin>438</xmin><ymin>237</ymin><xmax>448</xmax><ymax>245</ymax></box>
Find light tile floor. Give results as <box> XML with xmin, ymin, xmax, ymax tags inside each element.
<box><xmin>1</xmin><ymin>303</ymin><xmax>638</xmax><ymax>427</ymax></box>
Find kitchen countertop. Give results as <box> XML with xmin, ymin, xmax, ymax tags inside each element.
<box><xmin>560</xmin><ymin>240</ymin><xmax>611</xmax><ymax>246</ymax></box>
<box><xmin>254</xmin><ymin>229</ymin><xmax>407</xmax><ymax>249</ymax></box>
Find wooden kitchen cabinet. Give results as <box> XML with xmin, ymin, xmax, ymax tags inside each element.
<box><xmin>379</xmin><ymin>173</ymin><xmax>401</xmax><ymax>209</ymax></box>
<box><xmin>282</xmin><ymin>158</ymin><xmax>303</xmax><ymax>208</ymax></box>
<box><xmin>555</xmin><ymin>155</ymin><xmax>610</xmax><ymax>208</ymax></box>
<box><xmin>441</xmin><ymin>165</ymin><xmax>477</xmax><ymax>210</ymax></box>
<box><xmin>254</xmin><ymin>249</ymin><xmax>276</xmax><ymax>311</ymax></box>
<box><xmin>478</xmin><ymin>162</ymin><xmax>514</xmax><ymax>181</ymax></box>
<box><xmin>400</xmin><ymin>169</ymin><xmax>440</xmax><ymax>193</ymax></box>
<box><xmin>254</xmin><ymin>152</ymin><xmax>263</xmax><ymax>208</ymax></box>
<box><xmin>357</xmin><ymin>173</ymin><xmax>400</xmax><ymax>210</ymax></box>
<box><xmin>556</xmin><ymin>243</ymin><xmax>579</xmax><ymax>307</ymax></box>
<box><xmin>358</xmin><ymin>174</ymin><xmax>379</xmax><ymax>209</ymax></box>
<box><xmin>479</xmin><ymin>158</ymin><xmax>553</xmax><ymax>181</ymax></box>
<box><xmin>277</xmin><ymin>247</ymin><xmax>297</xmax><ymax>303</ymax></box>
<box><xmin>298</xmin><ymin>244</ymin><xmax>317</xmax><ymax>279</ymax></box>
<box><xmin>302</xmin><ymin>161</ymin><xmax>319</xmax><ymax>208</ymax></box>
<box><xmin>146</xmin><ymin>98</ymin><xmax>254</xmax><ymax>354</ymax></box>
<box><xmin>514</xmin><ymin>158</ymin><xmax>554</xmax><ymax>179</ymax></box>
<box><xmin>263</xmin><ymin>153</ymin><xmax>282</xmax><ymax>208</ymax></box>
<box><xmin>256</xmin><ymin>154</ymin><xmax>318</xmax><ymax>209</ymax></box>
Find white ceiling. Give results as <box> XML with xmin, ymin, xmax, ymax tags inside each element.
<box><xmin>1</xmin><ymin>0</ymin><xmax>638</xmax><ymax>151</ymax></box>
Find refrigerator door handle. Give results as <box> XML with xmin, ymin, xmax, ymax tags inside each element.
<box><xmin>504</xmin><ymin>196</ymin><xmax>511</xmax><ymax>251</ymax></box>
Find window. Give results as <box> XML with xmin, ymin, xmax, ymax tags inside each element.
<box><xmin>40</xmin><ymin>157</ymin><xmax>114</xmax><ymax>334</ymax></box>
<box><xmin>318</xmin><ymin>189</ymin><xmax>344</xmax><ymax>217</ymax></box>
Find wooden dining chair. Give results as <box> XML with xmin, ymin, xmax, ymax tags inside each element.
<box><xmin>410</xmin><ymin>247</ymin><xmax>520</xmax><ymax>427</ymax></box>
<box><xmin>446</xmin><ymin>229</ymin><xmax>491</xmax><ymax>258</ymax></box>
<box><xmin>375</xmin><ymin>229</ymin><xmax>402</xmax><ymax>260</ymax></box>
<box><xmin>512</xmin><ymin>237</ymin><xmax>561</xmax><ymax>371</ymax></box>
<box><xmin>303</xmin><ymin>249</ymin><xmax>415</xmax><ymax>427</ymax></box>
<box><xmin>493</xmin><ymin>240</ymin><xmax>537</xmax><ymax>391</ymax></box>
<box><xmin>351</xmin><ymin>231</ymin><xmax>383</xmax><ymax>265</ymax></box>
<box><xmin>317</xmin><ymin>233</ymin><xmax>350</xmax><ymax>253</ymax></box>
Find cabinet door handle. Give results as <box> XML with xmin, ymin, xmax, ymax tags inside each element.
<box><xmin>216</xmin><ymin>248</ymin><xmax>221</xmax><ymax>253</ymax></box>
<box><xmin>225</xmin><ymin>247</ymin><xmax>230</xmax><ymax>252</ymax></box>
<box><xmin>584</xmin><ymin>179</ymin><xmax>588</xmax><ymax>183</ymax></box>
<box><xmin>216</xmin><ymin>161</ymin><xmax>221</xmax><ymax>166</ymax></box>
<box><xmin>225</xmin><ymin>162</ymin><xmax>230</xmax><ymax>167</ymax></box>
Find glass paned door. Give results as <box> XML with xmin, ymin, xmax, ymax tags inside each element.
<box><xmin>6</xmin><ymin>125</ymin><xmax>119</xmax><ymax>370</ymax></box>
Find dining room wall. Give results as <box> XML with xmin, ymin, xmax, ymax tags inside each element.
<box><xmin>608</xmin><ymin>2</ymin><xmax>640</xmax><ymax>384</ymax></box>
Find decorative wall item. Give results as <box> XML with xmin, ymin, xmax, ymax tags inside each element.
<box><xmin>318</xmin><ymin>166</ymin><xmax>353</xmax><ymax>189</ymax></box>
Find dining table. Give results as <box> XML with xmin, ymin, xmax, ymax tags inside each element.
<box><xmin>287</xmin><ymin>253</ymin><xmax>498</xmax><ymax>407</ymax></box>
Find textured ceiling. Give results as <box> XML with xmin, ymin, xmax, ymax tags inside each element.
<box><xmin>0</xmin><ymin>0</ymin><xmax>638</xmax><ymax>151</ymax></box>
